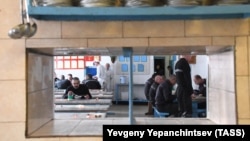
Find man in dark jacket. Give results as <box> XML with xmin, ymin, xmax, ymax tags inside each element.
<box><xmin>82</xmin><ymin>74</ymin><xmax>101</xmax><ymax>90</ymax></box>
<box><xmin>155</xmin><ymin>75</ymin><xmax>178</xmax><ymax>117</ymax></box>
<box><xmin>192</xmin><ymin>74</ymin><xmax>207</xmax><ymax>109</ymax></box>
<box><xmin>63</xmin><ymin>77</ymin><xmax>92</xmax><ymax>99</ymax></box>
<box><xmin>175</xmin><ymin>55</ymin><xmax>193</xmax><ymax>117</ymax></box>
<box><xmin>149</xmin><ymin>75</ymin><xmax>165</xmax><ymax>108</ymax></box>
<box><xmin>55</xmin><ymin>75</ymin><xmax>71</xmax><ymax>89</ymax></box>
<box><xmin>144</xmin><ymin>73</ymin><xmax>158</xmax><ymax>115</ymax></box>
<box><xmin>193</xmin><ymin>74</ymin><xmax>206</xmax><ymax>97</ymax></box>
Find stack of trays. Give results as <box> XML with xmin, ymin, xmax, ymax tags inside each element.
<box><xmin>216</xmin><ymin>0</ymin><xmax>249</xmax><ymax>5</ymax></box>
<box><xmin>35</xmin><ymin>0</ymin><xmax>73</xmax><ymax>6</ymax></box>
<box><xmin>125</xmin><ymin>0</ymin><xmax>166</xmax><ymax>7</ymax></box>
<box><xmin>79</xmin><ymin>0</ymin><xmax>116</xmax><ymax>7</ymax></box>
<box><xmin>167</xmin><ymin>0</ymin><xmax>201</xmax><ymax>6</ymax></box>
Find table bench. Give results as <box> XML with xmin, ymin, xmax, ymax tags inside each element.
<box><xmin>54</xmin><ymin>105</ymin><xmax>110</xmax><ymax>113</ymax></box>
<box><xmin>54</xmin><ymin>90</ymin><xmax>113</xmax><ymax>95</ymax></box>
<box><xmin>54</xmin><ymin>94</ymin><xmax>113</xmax><ymax>99</ymax></box>
<box><xmin>54</xmin><ymin>99</ymin><xmax>112</xmax><ymax>105</ymax></box>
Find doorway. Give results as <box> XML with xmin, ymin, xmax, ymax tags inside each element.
<box><xmin>154</xmin><ymin>56</ymin><xmax>165</xmax><ymax>76</ymax></box>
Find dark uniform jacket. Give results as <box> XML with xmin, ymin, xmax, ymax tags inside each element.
<box><xmin>149</xmin><ymin>82</ymin><xmax>160</xmax><ymax>106</ymax></box>
<box><xmin>194</xmin><ymin>79</ymin><xmax>207</xmax><ymax>97</ymax></box>
<box><xmin>144</xmin><ymin>77</ymin><xmax>154</xmax><ymax>100</ymax></box>
<box><xmin>83</xmin><ymin>79</ymin><xmax>101</xmax><ymax>89</ymax></box>
<box><xmin>63</xmin><ymin>84</ymin><xmax>92</xmax><ymax>99</ymax></box>
<box><xmin>55</xmin><ymin>79</ymin><xmax>71</xmax><ymax>89</ymax></box>
<box><xmin>175</xmin><ymin>58</ymin><xmax>193</xmax><ymax>95</ymax></box>
<box><xmin>155</xmin><ymin>79</ymin><xmax>176</xmax><ymax>106</ymax></box>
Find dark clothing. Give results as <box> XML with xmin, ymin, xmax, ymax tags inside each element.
<box><xmin>193</xmin><ymin>79</ymin><xmax>206</xmax><ymax>97</ymax></box>
<box><xmin>155</xmin><ymin>79</ymin><xmax>178</xmax><ymax>116</ymax></box>
<box><xmin>155</xmin><ymin>68</ymin><xmax>164</xmax><ymax>76</ymax></box>
<box><xmin>175</xmin><ymin>58</ymin><xmax>193</xmax><ymax>116</ymax></box>
<box><xmin>63</xmin><ymin>84</ymin><xmax>92</xmax><ymax>99</ymax></box>
<box><xmin>168</xmin><ymin>68</ymin><xmax>173</xmax><ymax>76</ymax></box>
<box><xmin>149</xmin><ymin>82</ymin><xmax>159</xmax><ymax>106</ymax></box>
<box><xmin>82</xmin><ymin>79</ymin><xmax>101</xmax><ymax>89</ymax></box>
<box><xmin>194</xmin><ymin>79</ymin><xmax>207</xmax><ymax>109</ymax></box>
<box><xmin>54</xmin><ymin>77</ymin><xmax>59</xmax><ymax>82</ymax></box>
<box><xmin>55</xmin><ymin>79</ymin><xmax>71</xmax><ymax>89</ymax></box>
<box><xmin>144</xmin><ymin>77</ymin><xmax>154</xmax><ymax>101</ymax></box>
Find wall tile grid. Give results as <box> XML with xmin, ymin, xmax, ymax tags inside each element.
<box><xmin>27</xmin><ymin>53</ymin><xmax>54</xmax><ymax>134</ymax></box>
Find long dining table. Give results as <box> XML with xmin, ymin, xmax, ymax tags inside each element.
<box><xmin>54</xmin><ymin>105</ymin><xmax>110</xmax><ymax>113</ymax></box>
<box><xmin>54</xmin><ymin>98</ymin><xmax>112</xmax><ymax>105</ymax></box>
<box><xmin>54</xmin><ymin>94</ymin><xmax>113</xmax><ymax>99</ymax></box>
<box><xmin>54</xmin><ymin>89</ymin><xmax>113</xmax><ymax>95</ymax></box>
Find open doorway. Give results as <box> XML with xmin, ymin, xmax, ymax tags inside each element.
<box><xmin>154</xmin><ymin>56</ymin><xmax>165</xmax><ymax>75</ymax></box>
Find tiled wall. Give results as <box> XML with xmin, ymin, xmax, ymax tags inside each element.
<box><xmin>208</xmin><ymin>50</ymin><xmax>236</xmax><ymax>124</ymax></box>
<box><xmin>0</xmin><ymin>0</ymin><xmax>250</xmax><ymax>140</ymax></box>
<box><xmin>27</xmin><ymin>53</ymin><xmax>54</xmax><ymax>134</ymax></box>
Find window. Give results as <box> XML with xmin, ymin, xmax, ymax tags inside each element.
<box><xmin>54</xmin><ymin>56</ymin><xmax>100</xmax><ymax>69</ymax></box>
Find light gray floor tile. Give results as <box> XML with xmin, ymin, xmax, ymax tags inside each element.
<box><xmin>30</xmin><ymin>104</ymin><xmax>215</xmax><ymax>137</ymax></box>
<box><xmin>31</xmin><ymin>120</ymin><xmax>81</xmax><ymax>136</ymax></box>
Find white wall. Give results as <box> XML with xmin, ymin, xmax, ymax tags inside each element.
<box><xmin>54</xmin><ymin>56</ymin><xmax>113</xmax><ymax>82</ymax></box>
<box><xmin>173</xmin><ymin>55</ymin><xmax>209</xmax><ymax>89</ymax></box>
<box><xmin>190</xmin><ymin>55</ymin><xmax>209</xmax><ymax>88</ymax></box>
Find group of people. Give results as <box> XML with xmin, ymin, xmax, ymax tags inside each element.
<box><xmin>54</xmin><ymin>73</ymin><xmax>73</xmax><ymax>89</ymax></box>
<box><xmin>92</xmin><ymin>61</ymin><xmax>114</xmax><ymax>92</ymax></box>
<box><xmin>144</xmin><ymin>55</ymin><xmax>207</xmax><ymax>117</ymax></box>
<box><xmin>54</xmin><ymin>61</ymin><xmax>114</xmax><ymax>100</ymax></box>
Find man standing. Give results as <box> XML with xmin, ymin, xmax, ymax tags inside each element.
<box><xmin>104</xmin><ymin>63</ymin><xmax>114</xmax><ymax>92</ymax></box>
<box><xmin>94</xmin><ymin>61</ymin><xmax>106</xmax><ymax>89</ymax></box>
<box><xmin>175</xmin><ymin>55</ymin><xmax>193</xmax><ymax>117</ymax></box>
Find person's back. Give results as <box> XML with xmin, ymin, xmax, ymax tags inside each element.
<box><xmin>55</xmin><ymin>75</ymin><xmax>71</xmax><ymax>89</ymax></box>
<box><xmin>144</xmin><ymin>73</ymin><xmax>158</xmax><ymax>115</ymax></box>
<box><xmin>149</xmin><ymin>75</ymin><xmax>164</xmax><ymax>107</ymax></box>
<box><xmin>85</xmin><ymin>79</ymin><xmax>101</xmax><ymax>89</ymax></box>
<box><xmin>175</xmin><ymin>55</ymin><xmax>193</xmax><ymax>117</ymax></box>
<box><xmin>144</xmin><ymin>77</ymin><xmax>154</xmax><ymax>101</ymax></box>
<box><xmin>82</xmin><ymin>73</ymin><xmax>101</xmax><ymax>89</ymax></box>
<box><xmin>155</xmin><ymin>75</ymin><xmax>178</xmax><ymax>116</ymax></box>
<box><xmin>149</xmin><ymin>81</ymin><xmax>159</xmax><ymax>107</ymax></box>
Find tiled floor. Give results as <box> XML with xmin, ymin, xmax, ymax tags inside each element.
<box><xmin>29</xmin><ymin>104</ymin><xmax>215</xmax><ymax>137</ymax></box>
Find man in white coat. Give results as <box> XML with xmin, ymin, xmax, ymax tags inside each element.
<box><xmin>94</xmin><ymin>61</ymin><xmax>106</xmax><ymax>89</ymax></box>
<box><xmin>105</xmin><ymin>63</ymin><xmax>114</xmax><ymax>92</ymax></box>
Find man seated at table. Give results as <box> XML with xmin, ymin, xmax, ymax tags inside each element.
<box><xmin>55</xmin><ymin>75</ymin><xmax>72</xmax><ymax>89</ymax></box>
<box><xmin>63</xmin><ymin>77</ymin><xmax>92</xmax><ymax>99</ymax></box>
<box><xmin>82</xmin><ymin>73</ymin><xmax>101</xmax><ymax>90</ymax></box>
<box><xmin>191</xmin><ymin>74</ymin><xmax>206</xmax><ymax>117</ymax></box>
<box><xmin>192</xmin><ymin>74</ymin><xmax>206</xmax><ymax>97</ymax></box>
<box><xmin>155</xmin><ymin>75</ymin><xmax>178</xmax><ymax>117</ymax></box>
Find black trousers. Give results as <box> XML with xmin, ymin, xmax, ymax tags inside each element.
<box><xmin>176</xmin><ymin>86</ymin><xmax>192</xmax><ymax>115</ymax></box>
